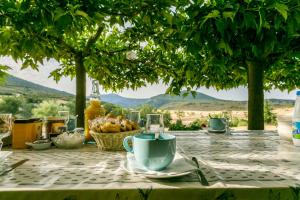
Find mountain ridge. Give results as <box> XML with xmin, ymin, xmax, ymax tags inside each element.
<box><xmin>0</xmin><ymin>74</ymin><xmax>294</xmax><ymax>109</ymax></box>
<box><xmin>0</xmin><ymin>74</ymin><xmax>73</xmax><ymax>98</ymax></box>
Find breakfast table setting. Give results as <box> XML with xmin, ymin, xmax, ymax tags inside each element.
<box><xmin>1</xmin><ymin>96</ymin><xmax>300</xmax><ymax>200</ymax></box>
<box><xmin>0</xmin><ymin>130</ymin><xmax>300</xmax><ymax>200</ymax></box>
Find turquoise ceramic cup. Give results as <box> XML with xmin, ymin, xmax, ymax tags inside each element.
<box><xmin>123</xmin><ymin>133</ymin><xmax>176</xmax><ymax>171</ymax></box>
<box><xmin>209</xmin><ymin>118</ymin><xmax>226</xmax><ymax>131</ymax></box>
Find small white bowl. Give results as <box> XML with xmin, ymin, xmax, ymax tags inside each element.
<box><xmin>25</xmin><ymin>142</ymin><xmax>52</xmax><ymax>150</ymax></box>
<box><xmin>51</xmin><ymin>133</ymin><xmax>84</xmax><ymax>149</ymax></box>
<box><xmin>292</xmin><ymin>138</ymin><xmax>300</xmax><ymax>147</ymax></box>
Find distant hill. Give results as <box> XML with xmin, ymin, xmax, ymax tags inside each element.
<box><xmin>101</xmin><ymin>94</ymin><xmax>148</xmax><ymax>107</ymax></box>
<box><xmin>0</xmin><ymin>74</ymin><xmax>73</xmax><ymax>98</ymax></box>
<box><xmin>101</xmin><ymin>92</ymin><xmax>294</xmax><ymax>110</ymax></box>
<box><xmin>145</xmin><ymin>92</ymin><xmax>218</xmax><ymax>108</ymax></box>
<box><xmin>266</xmin><ymin>98</ymin><xmax>295</xmax><ymax>105</ymax></box>
<box><xmin>101</xmin><ymin>91</ymin><xmax>220</xmax><ymax>108</ymax></box>
<box><xmin>0</xmin><ymin>74</ymin><xmax>294</xmax><ymax>110</ymax></box>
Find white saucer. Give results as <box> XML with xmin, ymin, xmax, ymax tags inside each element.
<box><xmin>122</xmin><ymin>153</ymin><xmax>195</xmax><ymax>179</ymax></box>
<box><xmin>208</xmin><ymin>129</ymin><xmax>226</xmax><ymax>133</ymax></box>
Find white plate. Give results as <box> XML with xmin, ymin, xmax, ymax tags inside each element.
<box><xmin>25</xmin><ymin>142</ymin><xmax>52</xmax><ymax>150</ymax></box>
<box><xmin>122</xmin><ymin>152</ymin><xmax>195</xmax><ymax>179</ymax></box>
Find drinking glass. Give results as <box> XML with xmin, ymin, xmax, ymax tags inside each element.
<box><xmin>0</xmin><ymin>114</ymin><xmax>13</xmax><ymax>150</ymax></box>
<box><xmin>146</xmin><ymin>114</ymin><xmax>164</xmax><ymax>138</ymax></box>
<box><xmin>58</xmin><ymin>111</ymin><xmax>70</xmax><ymax>130</ymax></box>
<box><xmin>129</xmin><ymin>111</ymin><xmax>140</xmax><ymax>124</ymax></box>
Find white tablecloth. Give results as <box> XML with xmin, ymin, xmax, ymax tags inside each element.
<box><xmin>0</xmin><ymin>131</ymin><xmax>299</xmax><ymax>200</ymax></box>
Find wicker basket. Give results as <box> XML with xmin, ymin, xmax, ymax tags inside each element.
<box><xmin>90</xmin><ymin>129</ymin><xmax>141</xmax><ymax>151</ymax></box>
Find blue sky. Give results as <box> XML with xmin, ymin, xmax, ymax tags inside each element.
<box><xmin>0</xmin><ymin>57</ymin><xmax>298</xmax><ymax>100</ymax></box>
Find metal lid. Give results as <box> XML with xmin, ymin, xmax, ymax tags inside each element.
<box><xmin>14</xmin><ymin>118</ymin><xmax>41</xmax><ymax>123</ymax></box>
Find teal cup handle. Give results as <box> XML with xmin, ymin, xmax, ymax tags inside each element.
<box><xmin>123</xmin><ymin>136</ymin><xmax>134</xmax><ymax>153</ymax></box>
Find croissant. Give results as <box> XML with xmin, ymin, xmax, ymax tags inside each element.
<box><xmin>101</xmin><ymin>122</ymin><xmax>121</xmax><ymax>133</ymax></box>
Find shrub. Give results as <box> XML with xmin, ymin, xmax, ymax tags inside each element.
<box><xmin>169</xmin><ymin>119</ymin><xmax>202</xmax><ymax>131</ymax></box>
<box><xmin>0</xmin><ymin>96</ymin><xmax>22</xmax><ymax>115</ymax></box>
<box><xmin>0</xmin><ymin>96</ymin><xmax>34</xmax><ymax>118</ymax></box>
<box><xmin>230</xmin><ymin>117</ymin><xmax>240</xmax><ymax>127</ymax></box>
<box><xmin>238</xmin><ymin>119</ymin><xmax>248</xmax><ymax>127</ymax></box>
<box><xmin>189</xmin><ymin>119</ymin><xmax>202</xmax><ymax>130</ymax></box>
<box><xmin>197</xmin><ymin>118</ymin><xmax>208</xmax><ymax>128</ymax></box>
<box><xmin>161</xmin><ymin>110</ymin><xmax>172</xmax><ymax>128</ymax></box>
<box><xmin>169</xmin><ymin>119</ymin><xmax>186</xmax><ymax>131</ymax></box>
<box><xmin>264</xmin><ymin>101</ymin><xmax>277</xmax><ymax>125</ymax></box>
<box><xmin>102</xmin><ymin>102</ymin><xmax>128</xmax><ymax>116</ymax></box>
<box><xmin>32</xmin><ymin>100</ymin><xmax>68</xmax><ymax>118</ymax></box>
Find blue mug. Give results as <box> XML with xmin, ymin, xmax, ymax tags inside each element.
<box><xmin>209</xmin><ymin>118</ymin><xmax>226</xmax><ymax>131</ymax></box>
<box><xmin>123</xmin><ymin>133</ymin><xmax>176</xmax><ymax>171</ymax></box>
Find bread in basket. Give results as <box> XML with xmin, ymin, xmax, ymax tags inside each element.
<box><xmin>89</xmin><ymin>115</ymin><xmax>141</xmax><ymax>151</ymax></box>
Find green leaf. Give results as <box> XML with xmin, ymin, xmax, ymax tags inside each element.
<box><xmin>163</xmin><ymin>12</ymin><xmax>173</xmax><ymax>25</ymax></box>
<box><xmin>294</xmin><ymin>12</ymin><xmax>300</xmax><ymax>24</ymax></box>
<box><xmin>56</xmin><ymin>14</ymin><xmax>73</xmax><ymax>29</ymax></box>
<box><xmin>206</xmin><ymin>10</ymin><xmax>220</xmax><ymax>19</ymax></box>
<box><xmin>291</xmin><ymin>51</ymin><xmax>300</xmax><ymax>59</ymax></box>
<box><xmin>218</xmin><ymin>40</ymin><xmax>233</xmax><ymax>56</ymax></box>
<box><xmin>274</xmin><ymin>3</ymin><xmax>288</xmax><ymax>20</ymax></box>
<box><xmin>243</xmin><ymin>13</ymin><xmax>257</xmax><ymax>29</ymax></box>
<box><xmin>0</xmin><ymin>65</ymin><xmax>11</xmax><ymax>71</ymax></box>
<box><xmin>201</xmin><ymin>10</ymin><xmax>220</xmax><ymax>27</ymax></box>
<box><xmin>0</xmin><ymin>30</ymin><xmax>11</xmax><ymax>41</ymax></box>
<box><xmin>94</xmin><ymin>13</ymin><xmax>104</xmax><ymax>22</ymax></box>
<box><xmin>274</xmin><ymin>15</ymin><xmax>282</xmax><ymax>30</ymax></box>
<box><xmin>215</xmin><ymin>19</ymin><xmax>225</xmax><ymax>36</ymax></box>
<box><xmin>143</xmin><ymin>15</ymin><xmax>151</xmax><ymax>24</ymax></box>
<box><xmin>223</xmin><ymin>11</ymin><xmax>235</xmax><ymax>21</ymax></box>
<box><xmin>186</xmin><ymin>70</ymin><xmax>193</xmax><ymax>80</ymax></box>
<box><xmin>182</xmin><ymin>92</ymin><xmax>189</xmax><ymax>97</ymax></box>
<box><xmin>75</xmin><ymin>10</ymin><xmax>89</xmax><ymax>21</ymax></box>
<box><xmin>54</xmin><ymin>8</ymin><xmax>66</xmax><ymax>21</ymax></box>
<box><xmin>191</xmin><ymin>91</ymin><xmax>197</xmax><ymax>97</ymax></box>
<box><xmin>258</xmin><ymin>8</ymin><xmax>265</xmax><ymax>33</ymax></box>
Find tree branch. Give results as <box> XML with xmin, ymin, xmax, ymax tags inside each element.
<box><xmin>83</xmin><ymin>26</ymin><xmax>104</xmax><ymax>56</ymax></box>
<box><xmin>93</xmin><ymin>45</ymin><xmax>139</xmax><ymax>56</ymax></box>
<box><xmin>56</xmin><ymin>37</ymin><xmax>79</xmax><ymax>55</ymax></box>
<box><xmin>267</xmin><ymin>42</ymin><xmax>300</xmax><ymax>66</ymax></box>
<box><xmin>38</xmin><ymin>34</ymin><xmax>79</xmax><ymax>55</ymax></box>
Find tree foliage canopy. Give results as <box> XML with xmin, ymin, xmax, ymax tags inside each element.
<box><xmin>0</xmin><ymin>0</ymin><xmax>299</xmax><ymax>92</ymax></box>
<box><xmin>155</xmin><ymin>0</ymin><xmax>300</xmax><ymax>94</ymax></box>
<box><xmin>0</xmin><ymin>0</ymin><xmax>174</xmax><ymax>90</ymax></box>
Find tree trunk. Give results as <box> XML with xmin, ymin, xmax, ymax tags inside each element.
<box><xmin>247</xmin><ymin>61</ymin><xmax>264</xmax><ymax>130</ymax></box>
<box><xmin>75</xmin><ymin>53</ymin><xmax>86</xmax><ymax>128</ymax></box>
